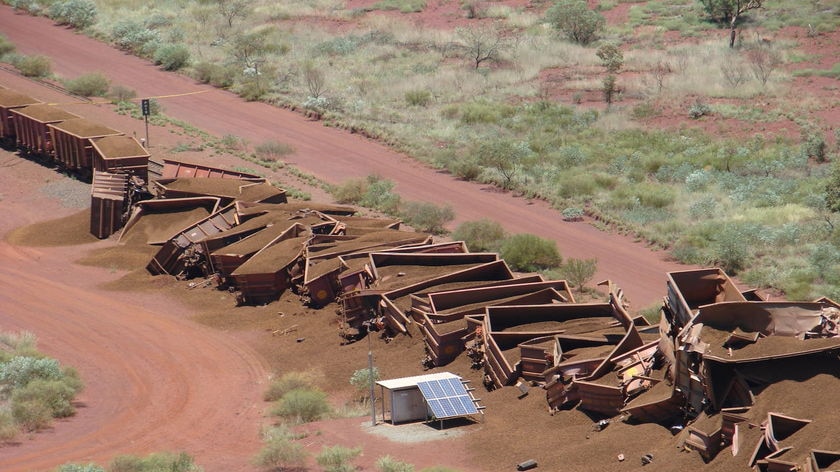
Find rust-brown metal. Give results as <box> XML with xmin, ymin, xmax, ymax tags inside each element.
<box><xmin>90</xmin><ymin>170</ymin><xmax>129</xmax><ymax>239</ymax></box>
<box><xmin>90</xmin><ymin>135</ymin><xmax>150</xmax><ymax>180</ymax></box>
<box><xmin>10</xmin><ymin>104</ymin><xmax>80</xmax><ymax>155</ymax></box>
<box><xmin>160</xmin><ymin>158</ymin><xmax>264</xmax><ymax>180</ymax></box>
<box><xmin>0</xmin><ymin>89</ymin><xmax>41</xmax><ymax>141</ymax></box>
<box><xmin>48</xmin><ymin>118</ymin><xmax>123</xmax><ymax>171</ymax></box>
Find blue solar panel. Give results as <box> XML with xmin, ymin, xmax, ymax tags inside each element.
<box><xmin>417</xmin><ymin>377</ymin><xmax>478</xmax><ymax>419</ymax></box>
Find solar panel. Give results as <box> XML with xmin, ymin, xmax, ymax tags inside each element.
<box><xmin>417</xmin><ymin>377</ymin><xmax>478</xmax><ymax>419</ymax></box>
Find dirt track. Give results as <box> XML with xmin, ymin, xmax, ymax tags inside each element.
<box><xmin>0</xmin><ymin>5</ymin><xmax>691</xmax><ymax>309</ymax></box>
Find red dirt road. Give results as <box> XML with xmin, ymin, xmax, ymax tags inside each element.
<box><xmin>0</xmin><ymin>5</ymin><xmax>690</xmax><ymax>309</ymax></box>
<box><xmin>0</xmin><ymin>162</ymin><xmax>269</xmax><ymax>470</ymax></box>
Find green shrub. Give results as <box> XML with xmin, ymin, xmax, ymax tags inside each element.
<box><xmin>11</xmin><ymin>398</ymin><xmax>52</xmax><ymax>432</ymax></box>
<box><xmin>545</xmin><ymin>0</ymin><xmax>605</xmax><ymax>45</ymax></box>
<box><xmin>451</xmin><ymin>219</ymin><xmax>507</xmax><ymax>252</ymax></box>
<box><xmin>563</xmin><ymin>258</ymin><xmax>598</xmax><ymax>293</ymax></box>
<box><xmin>0</xmin><ymin>410</ymin><xmax>18</xmax><ymax>441</ymax></box>
<box><xmin>332</xmin><ymin>178</ymin><xmax>367</xmax><ymax>205</ymax></box>
<box><xmin>500</xmin><ymin>233</ymin><xmax>562</xmax><ymax>272</ymax></box>
<box><xmin>108</xmin><ymin>452</ymin><xmax>200</xmax><ymax>472</ymax></box>
<box><xmin>349</xmin><ymin>367</ymin><xmax>379</xmax><ymax>404</ymax></box>
<box><xmin>109</xmin><ymin>85</ymin><xmax>137</xmax><ymax>103</ymax></box>
<box><xmin>65</xmin><ymin>73</ymin><xmax>110</xmax><ymax>97</ymax></box>
<box><xmin>561</xmin><ymin>208</ymin><xmax>584</xmax><ymax>221</ymax></box>
<box><xmin>56</xmin><ymin>464</ymin><xmax>106</xmax><ymax>472</ymax></box>
<box><xmin>13</xmin><ymin>55</ymin><xmax>52</xmax><ymax>78</ymax></box>
<box><xmin>0</xmin><ymin>356</ymin><xmax>62</xmax><ymax>391</ymax></box>
<box><xmin>316</xmin><ymin>445</ymin><xmax>362</xmax><ymax>472</ymax></box>
<box><xmin>253</xmin><ymin>426</ymin><xmax>308</xmax><ymax>470</ymax></box>
<box><xmin>405</xmin><ymin>89</ymin><xmax>432</xmax><ymax>107</ymax></box>
<box><xmin>49</xmin><ymin>0</ymin><xmax>97</xmax><ymax>29</ymax></box>
<box><xmin>369</xmin><ymin>0</ymin><xmax>426</xmax><ymax>13</ymax></box>
<box><xmin>154</xmin><ymin>44</ymin><xmax>190</xmax><ymax>71</ymax></box>
<box><xmin>12</xmin><ymin>379</ymin><xmax>78</xmax><ymax>418</ymax></box>
<box><xmin>254</xmin><ymin>141</ymin><xmax>295</xmax><ymax>163</ymax></box>
<box><xmin>359</xmin><ymin>175</ymin><xmax>401</xmax><ymax>215</ymax></box>
<box><xmin>400</xmin><ymin>201</ymin><xmax>454</xmax><ymax>234</ymax></box>
<box><xmin>111</xmin><ymin>19</ymin><xmax>160</xmax><ymax>54</ymax></box>
<box><xmin>192</xmin><ymin>62</ymin><xmax>235</xmax><ymax>88</ymax></box>
<box><xmin>688</xmin><ymin>100</ymin><xmax>711</xmax><ymax>119</ymax></box>
<box><xmin>263</xmin><ymin>371</ymin><xmax>315</xmax><ymax>402</ymax></box>
<box><xmin>272</xmin><ymin>387</ymin><xmax>330</xmax><ymax>423</ymax></box>
<box><xmin>0</xmin><ymin>34</ymin><xmax>15</xmax><ymax>56</ymax></box>
<box><xmin>377</xmin><ymin>455</ymin><xmax>415</xmax><ymax>472</ymax></box>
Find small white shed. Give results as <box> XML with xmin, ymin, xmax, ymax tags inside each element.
<box><xmin>376</xmin><ymin>372</ymin><xmax>480</xmax><ymax>425</ymax></box>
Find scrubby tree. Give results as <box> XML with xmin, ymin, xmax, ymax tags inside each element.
<box><xmin>200</xmin><ymin>0</ymin><xmax>251</xmax><ymax>28</ymax></box>
<box><xmin>597</xmin><ymin>43</ymin><xmax>623</xmax><ymax>108</ymax></box>
<box><xmin>744</xmin><ymin>41</ymin><xmax>781</xmax><ymax>86</ymax></box>
<box><xmin>698</xmin><ymin>0</ymin><xmax>765</xmax><ymax>48</ymax></box>
<box><xmin>229</xmin><ymin>28</ymin><xmax>279</xmax><ymax>75</ymax></box>
<box><xmin>500</xmin><ymin>234</ymin><xmax>562</xmax><ymax>272</ymax></box>
<box><xmin>475</xmin><ymin>138</ymin><xmax>532</xmax><ymax>190</ymax></box>
<box><xmin>545</xmin><ymin>0</ymin><xmax>605</xmax><ymax>46</ymax></box>
<box><xmin>456</xmin><ymin>23</ymin><xmax>508</xmax><ymax>69</ymax></box>
<box><xmin>349</xmin><ymin>367</ymin><xmax>379</xmax><ymax>404</ymax></box>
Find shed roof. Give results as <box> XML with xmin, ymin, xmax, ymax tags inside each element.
<box><xmin>376</xmin><ymin>372</ymin><xmax>460</xmax><ymax>390</ymax></box>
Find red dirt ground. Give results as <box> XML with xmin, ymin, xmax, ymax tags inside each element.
<box><xmin>3</xmin><ymin>3</ymin><xmax>835</xmax><ymax>471</ymax></box>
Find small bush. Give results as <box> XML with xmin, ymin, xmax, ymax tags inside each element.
<box><xmin>218</xmin><ymin>134</ymin><xmax>246</xmax><ymax>151</ymax></box>
<box><xmin>561</xmin><ymin>208</ymin><xmax>584</xmax><ymax>222</ymax></box>
<box><xmin>359</xmin><ymin>175</ymin><xmax>401</xmax><ymax>215</ymax></box>
<box><xmin>14</xmin><ymin>55</ymin><xmax>52</xmax><ymax>78</ymax></box>
<box><xmin>563</xmin><ymin>258</ymin><xmax>598</xmax><ymax>292</ymax></box>
<box><xmin>65</xmin><ymin>73</ymin><xmax>110</xmax><ymax>97</ymax></box>
<box><xmin>111</xmin><ymin>20</ymin><xmax>160</xmax><ymax>54</ymax></box>
<box><xmin>49</xmin><ymin>0</ymin><xmax>97</xmax><ymax>29</ymax></box>
<box><xmin>377</xmin><ymin>455</ymin><xmax>415</xmax><ymax>472</ymax></box>
<box><xmin>688</xmin><ymin>100</ymin><xmax>711</xmax><ymax>119</ymax></box>
<box><xmin>109</xmin><ymin>452</ymin><xmax>200</xmax><ymax>472</ymax></box>
<box><xmin>263</xmin><ymin>371</ymin><xmax>315</xmax><ymax>402</ymax></box>
<box><xmin>332</xmin><ymin>178</ymin><xmax>367</xmax><ymax>205</ymax></box>
<box><xmin>153</xmin><ymin>44</ymin><xmax>190</xmax><ymax>71</ymax></box>
<box><xmin>192</xmin><ymin>62</ymin><xmax>235</xmax><ymax>88</ymax></box>
<box><xmin>0</xmin><ymin>410</ymin><xmax>18</xmax><ymax>441</ymax></box>
<box><xmin>11</xmin><ymin>398</ymin><xmax>52</xmax><ymax>432</ymax></box>
<box><xmin>316</xmin><ymin>445</ymin><xmax>362</xmax><ymax>472</ymax></box>
<box><xmin>109</xmin><ymin>85</ymin><xmax>137</xmax><ymax>103</ymax></box>
<box><xmin>349</xmin><ymin>367</ymin><xmax>379</xmax><ymax>404</ymax></box>
<box><xmin>254</xmin><ymin>141</ymin><xmax>295</xmax><ymax>163</ymax></box>
<box><xmin>12</xmin><ymin>379</ymin><xmax>79</xmax><ymax>418</ymax></box>
<box><xmin>405</xmin><ymin>89</ymin><xmax>432</xmax><ymax>107</ymax></box>
<box><xmin>0</xmin><ymin>34</ymin><xmax>15</xmax><ymax>57</ymax></box>
<box><xmin>545</xmin><ymin>0</ymin><xmax>605</xmax><ymax>45</ymax></box>
<box><xmin>451</xmin><ymin>219</ymin><xmax>507</xmax><ymax>252</ymax></box>
<box><xmin>500</xmin><ymin>234</ymin><xmax>562</xmax><ymax>272</ymax></box>
<box><xmin>400</xmin><ymin>201</ymin><xmax>454</xmax><ymax>234</ymax></box>
<box><xmin>0</xmin><ymin>356</ymin><xmax>62</xmax><ymax>391</ymax></box>
<box><xmin>253</xmin><ymin>426</ymin><xmax>308</xmax><ymax>470</ymax></box>
<box><xmin>272</xmin><ymin>387</ymin><xmax>330</xmax><ymax>423</ymax></box>
<box><xmin>57</xmin><ymin>464</ymin><xmax>106</xmax><ymax>472</ymax></box>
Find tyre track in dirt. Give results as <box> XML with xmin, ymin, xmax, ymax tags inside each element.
<box><xmin>0</xmin><ymin>241</ymin><xmax>268</xmax><ymax>472</ymax></box>
<box><xmin>0</xmin><ymin>5</ymin><xmax>693</xmax><ymax>309</ymax></box>
<box><xmin>0</xmin><ymin>161</ymin><xmax>268</xmax><ymax>472</ymax></box>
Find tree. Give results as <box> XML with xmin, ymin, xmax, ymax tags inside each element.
<box><xmin>563</xmin><ymin>258</ymin><xmax>598</xmax><ymax>293</ymax></box>
<box><xmin>206</xmin><ymin>0</ymin><xmax>251</xmax><ymax>28</ymax></box>
<box><xmin>698</xmin><ymin>0</ymin><xmax>765</xmax><ymax>48</ymax></box>
<box><xmin>596</xmin><ymin>43</ymin><xmax>623</xmax><ymax>108</ymax></box>
<box><xmin>456</xmin><ymin>23</ymin><xmax>508</xmax><ymax>69</ymax></box>
<box><xmin>228</xmin><ymin>28</ymin><xmax>277</xmax><ymax>75</ymax></box>
<box><xmin>475</xmin><ymin>138</ymin><xmax>532</xmax><ymax>190</ymax></box>
<box><xmin>545</xmin><ymin>0</ymin><xmax>605</xmax><ymax>46</ymax></box>
<box><xmin>744</xmin><ymin>41</ymin><xmax>781</xmax><ymax>86</ymax></box>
